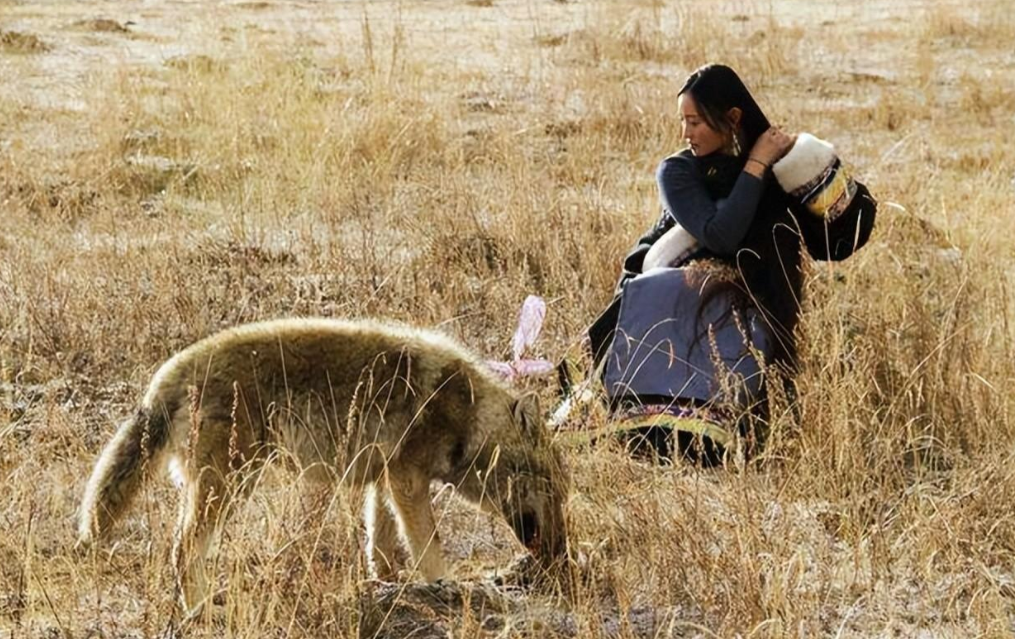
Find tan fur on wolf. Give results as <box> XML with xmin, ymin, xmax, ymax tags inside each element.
<box><xmin>77</xmin><ymin>318</ymin><xmax>568</xmax><ymax>613</ymax></box>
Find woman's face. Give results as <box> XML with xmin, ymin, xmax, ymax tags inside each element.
<box><xmin>678</xmin><ymin>93</ymin><xmax>725</xmax><ymax>157</ymax></box>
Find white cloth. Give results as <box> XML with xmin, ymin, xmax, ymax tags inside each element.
<box><xmin>772</xmin><ymin>132</ymin><xmax>837</xmax><ymax>195</ymax></box>
<box><xmin>642</xmin><ymin>223</ymin><xmax>699</xmax><ymax>270</ymax></box>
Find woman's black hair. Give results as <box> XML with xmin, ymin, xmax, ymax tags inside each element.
<box><xmin>679</xmin><ymin>64</ymin><xmax>771</xmax><ymax>157</ymax></box>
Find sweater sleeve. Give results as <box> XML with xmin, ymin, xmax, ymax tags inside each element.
<box><xmin>656</xmin><ymin>154</ymin><xmax>765</xmax><ymax>256</ymax></box>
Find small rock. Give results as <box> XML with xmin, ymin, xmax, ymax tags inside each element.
<box><xmin>461</xmin><ymin>91</ymin><xmax>502</xmax><ymax>113</ymax></box>
<box><xmin>124</xmin><ymin>154</ymin><xmax>198</xmax><ymax>193</ymax></box>
<box><xmin>122</xmin><ymin>129</ymin><xmax>161</xmax><ymax>152</ymax></box>
<box><xmin>482</xmin><ymin>615</ymin><xmax>505</xmax><ymax>631</ymax></box>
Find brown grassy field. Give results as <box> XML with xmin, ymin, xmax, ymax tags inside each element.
<box><xmin>2</xmin><ymin>0</ymin><xmax>1015</xmax><ymax>636</ymax></box>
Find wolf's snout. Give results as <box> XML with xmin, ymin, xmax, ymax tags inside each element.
<box><xmin>513</xmin><ymin>509</ymin><xmax>567</xmax><ymax>566</ymax></box>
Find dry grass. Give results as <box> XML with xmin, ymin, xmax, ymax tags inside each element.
<box><xmin>0</xmin><ymin>30</ymin><xmax>50</xmax><ymax>54</ymax></box>
<box><xmin>2</xmin><ymin>0</ymin><xmax>1015</xmax><ymax>636</ymax></box>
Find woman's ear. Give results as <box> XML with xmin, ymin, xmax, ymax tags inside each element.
<box><xmin>727</xmin><ymin>106</ymin><xmax>743</xmax><ymax>128</ymax></box>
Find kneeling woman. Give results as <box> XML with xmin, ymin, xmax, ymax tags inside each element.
<box><xmin>587</xmin><ymin>64</ymin><xmax>876</xmax><ymax>463</ymax></box>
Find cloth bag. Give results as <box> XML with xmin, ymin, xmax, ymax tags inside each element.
<box><xmin>773</xmin><ymin>133</ymin><xmax>877</xmax><ymax>261</ymax></box>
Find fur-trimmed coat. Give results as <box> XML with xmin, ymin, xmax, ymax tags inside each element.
<box><xmin>591</xmin><ymin>139</ymin><xmax>876</xmax><ymax>402</ymax></box>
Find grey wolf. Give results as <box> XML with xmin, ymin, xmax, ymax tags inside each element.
<box><xmin>77</xmin><ymin>318</ymin><xmax>568</xmax><ymax>613</ymax></box>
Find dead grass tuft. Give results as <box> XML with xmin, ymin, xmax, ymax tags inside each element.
<box><xmin>0</xmin><ymin>30</ymin><xmax>49</xmax><ymax>53</ymax></box>
<box><xmin>921</xmin><ymin>1</ymin><xmax>1015</xmax><ymax>45</ymax></box>
<box><xmin>71</xmin><ymin>18</ymin><xmax>130</xmax><ymax>33</ymax></box>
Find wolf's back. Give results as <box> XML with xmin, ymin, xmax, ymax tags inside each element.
<box><xmin>78</xmin><ymin>406</ymin><xmax>172</xmax><ymax>545</ymax></box>
<box><xmin>77</xmin><ymin>318</ymin><xmax>500</xmax><ymax>542</ymax></box>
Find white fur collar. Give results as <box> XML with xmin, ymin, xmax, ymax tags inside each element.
<box><xmin>643</xmin><ymin>222</ymin><xmax>699</xmax><ymax>271</ymax></box>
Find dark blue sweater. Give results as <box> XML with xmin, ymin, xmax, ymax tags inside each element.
<box><xmin>617</xmin><ymin>149</ymin><xmax>766</xmax><ymax>292</ymax></box>
<box><xmin>656</xmin><ymin>149</ymin><xmax>766</xmax><ymax>255</ymax></box>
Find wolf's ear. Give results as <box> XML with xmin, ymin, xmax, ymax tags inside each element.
<box><xmin>512</xmin><ymin>392</ymin><xmax>542</xmax><ymax>440</ymax></box>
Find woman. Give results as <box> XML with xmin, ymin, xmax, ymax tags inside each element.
<box><xmin>584</xmin><ymin>64</ymin><xmax>876</xmax><ymax>463</ymax></box>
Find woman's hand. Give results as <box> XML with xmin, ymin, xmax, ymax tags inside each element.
<box><xmin>749</xmin><ymin>127</ymin><xmax>796</xmax><ymax>167</ymax></box>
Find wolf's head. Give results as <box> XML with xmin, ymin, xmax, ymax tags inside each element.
<box><xmin>494</xmin><ymin>393</ymin><xmax>570</xmax><ymax>569</ymax></box>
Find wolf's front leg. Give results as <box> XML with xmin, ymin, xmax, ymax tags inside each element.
<box><xmin>386</xmin><ymin>467</ymin><xmax>446</xmax><ymax>581</ymax></box>
<box><xmin>364</xmin><ymin>482</ymin><xmax>404</xmax><ymax>580</ymax></box>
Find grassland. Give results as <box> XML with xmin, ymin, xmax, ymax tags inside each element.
<box><xmin>2</xmin><ymin>0</ymin><xmax>1015</xmax><ymax>636</ymax></box>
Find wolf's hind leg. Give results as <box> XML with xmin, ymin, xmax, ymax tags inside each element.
<box><xmin>172</xmin><ymin>425</ymin><xmax>245</xmax><ymax>615</ymax></box>
<box><xmin>364</xmin><ymin>482</ymin><xmax>405</xmax><ymax>580</ymax></box>
<box><xmin>387</xmin><ymin>466</ymin><xmax>446</xmax><ymax>581</ymax></box>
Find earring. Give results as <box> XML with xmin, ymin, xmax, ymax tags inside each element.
<box><xmin>732</xmin><ymin>131</ymin><xmax>742</xmax><ymax>156</ymax></box>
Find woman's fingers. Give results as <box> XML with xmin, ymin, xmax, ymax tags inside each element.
<box><xmin>766</xmin><ymin>128</ymin><xmax>795</xmax><ymax>159</ymax></box>
<box><xmin>783</xmin><ymin>132</ymin><xmax>798</xmax><ymax>154</ymax></box>
<box><xmin>751</xmin><ymin>127</ymin><xmax>794</xmax><ymax>164</ymax></box>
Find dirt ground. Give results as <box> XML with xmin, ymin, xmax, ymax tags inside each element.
<box><xmin>0</xmin><ymin>0</ymin><xmax>985</xmax><ymax>157</ymax></box>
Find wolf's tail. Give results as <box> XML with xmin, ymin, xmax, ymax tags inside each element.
<box><xmin>77</xmin><ymin>405</ymin><xmax>173</xmax><ymax>546</ymax></box>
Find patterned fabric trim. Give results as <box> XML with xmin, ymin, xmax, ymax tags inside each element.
<box><xmin>616</xmin><ymin>403</ymin><xmax>733</xmax><ymax>447</ymax></box>
<box><xmin>801</xmin><ymin>160</ymin><xmax>858</xmax><ymax>221</ymax></box>
<box><xmin>789</xmin><ymin>157</ymin><xmax>837</xmax><ymax>199</ymax></box>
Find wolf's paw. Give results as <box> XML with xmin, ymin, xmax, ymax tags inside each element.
<box><xmin>72</xmin><ymin>538</ymin><xmax>92</xmax><ymax>557</ymax></box>
<box><xmin>179</xmin><ymin>603</ymin><xmax>205</xmax><ymax>627</ymax></box>
<box><xmin>489</xmin><ymin>553</ymin><xmax>539</xmax><ymax>589</ymax></box>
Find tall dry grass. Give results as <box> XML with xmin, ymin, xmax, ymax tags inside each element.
<box><xmin>2</xmin><ymin>0</ymin><xmax>1015</xmax><ymax>636</ymax></box>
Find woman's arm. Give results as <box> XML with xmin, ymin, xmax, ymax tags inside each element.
<box><xmin>656</xmin><ymin>154</ymin><xmax>765</xmax><ymax>255</ymax></box>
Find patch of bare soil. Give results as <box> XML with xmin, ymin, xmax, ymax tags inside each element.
<box><xmin>359</xmin><ymin>578</ymin><xmax>683</xmax><ymax>639</ymax></box>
